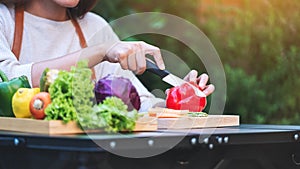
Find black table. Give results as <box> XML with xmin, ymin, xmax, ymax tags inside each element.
<box><xmin>1</xmin><ymin>124</ymin><xmax>300</xmax><ymax>169</ymax></box>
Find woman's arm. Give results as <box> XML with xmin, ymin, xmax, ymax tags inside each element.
<box><xmin>31</xmin><ymin>41</ymin><xmax>166</xmax><ymax>87</ymax></box>
<box><xmin>31</xmin><ymin>44</ymin><xmax>107</xmax><ymax>87</ymax></box>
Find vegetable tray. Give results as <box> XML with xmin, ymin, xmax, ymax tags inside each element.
<box><xmin>0</xmin><ymin>116</ymin><xmax>157</xmax><ymax>135</ymax></box>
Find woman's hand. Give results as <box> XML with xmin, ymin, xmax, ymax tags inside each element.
<box><xmin>183</xmin><ymin>70</ymin><xmax>215</xmax><ymax>96</ymax></box>
<box><xmin>105</xmin><ymin>41</ymin><xmax>165</xmax><ymax>74</ymax></box>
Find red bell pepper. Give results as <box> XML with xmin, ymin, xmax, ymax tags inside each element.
<box><xmin>166</xmin><ymin>82</ymin><xmax>207</xmax><ymax>112</ymax></box>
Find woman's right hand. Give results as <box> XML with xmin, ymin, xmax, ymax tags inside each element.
<box><xmin>104</xmin><ymin>41</ymin><xmax>165</xmax><ymax>74</ymax></box>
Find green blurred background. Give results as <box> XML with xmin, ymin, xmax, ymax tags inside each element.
<box><xmin>92</xmin><ymin>0</ymin><xmax>300</xmax><ymax>124</ymax></box>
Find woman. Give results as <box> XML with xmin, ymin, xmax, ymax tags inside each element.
<box><xmin>0</xmin><ymin>0</ymin><xmax>215</xmax><ymax>111</ymax></box>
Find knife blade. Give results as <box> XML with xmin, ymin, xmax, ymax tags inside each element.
<box><xmin>146</xmin><ymin>59</ymin><xmax>185</xmax><ymax>86</ymax></box>
<box><xmin>145</xmin><ymin>60</ymin><xmax>206</xmax><ymax>97</ymax></box>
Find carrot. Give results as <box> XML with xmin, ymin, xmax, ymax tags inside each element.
<box><xmin>29</xmin><ymin>92</ymin><xmax>51</xmax><ymax>119</ymax></box>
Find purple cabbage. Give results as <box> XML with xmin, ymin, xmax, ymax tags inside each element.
<box><xmin>94</xmin><ymin>75</ymin><xmax>141</xmax><ymax>111</ymax></box>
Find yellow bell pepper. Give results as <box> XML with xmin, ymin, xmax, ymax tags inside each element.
<box><xmin>12</xmin><ymin>88</ymin><xmax>40</xmax><ymax>118</ymax></box>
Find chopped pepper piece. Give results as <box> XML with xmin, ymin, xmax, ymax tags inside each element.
<box><xmin>0</xmin><ymin>69</ymin><xmax>31</xmax><ymax>117</ymax></box>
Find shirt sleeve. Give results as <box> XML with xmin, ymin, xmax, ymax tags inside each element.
<box><xmin>0</xmin><ymin>12</ymin><xmax>33</xmax><ymax>85</ymax></box>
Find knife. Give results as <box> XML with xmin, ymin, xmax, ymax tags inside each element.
<box><xmin>146</xmin><ymin>60</ymin><xmax>206</xmax><ymax>97</ymax></box>
<box><xmin>146</xmin><ymin>59</ymin><xmax>186</xmax><ymax>87</ymax></box>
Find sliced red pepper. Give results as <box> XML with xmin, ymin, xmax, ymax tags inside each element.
<box><xmin>166</xmin><ymin>82</ymin><xmax>207</xmax><ymax>112</ymax></box>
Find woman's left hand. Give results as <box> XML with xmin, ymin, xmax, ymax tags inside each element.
<box><xmin>183</xmin><ymin>70</ymin><xmax>215</xmax><ymax>96</ymax></box>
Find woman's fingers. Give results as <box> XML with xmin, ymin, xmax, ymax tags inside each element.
<box><xmin>135</xmin><ymin>44</ymin><xmax>146</xmax><ymax>74</ymax></box>
<box><xmin>127</xmin><ymin>52</ymin><xmax>137</xmax><ymax>71</ymax></box>
<box><xmin>106</xmin><ymin>41</ymin><xmax>164</xmax><ymax>74</ymax></box>
<box><xmin>202</xmin><ymin>84</ymin><xmax>215</xmax><ymax>96</ymax></box>
<box><xmin>143</xmin><ymin>42</ymin><xmax>165</xmax><ymax>70</ymax></box>
<box><xmin>198</xmin><ymin>73</ymin><xmax>209</xmax><ymax>90</ymax></box>
<box><xmin>198</xmin><ymin>73</ymin><xmax>215</xmax><ymax>96</ymax></box>
<box><xmin>117</xmin><ymin>49</ymin><xmax>131</xmax><ymax>70</ymax></box>
<box><xmin>184</xmin><ymin>70</ymin><xmax>198</xmax><ymax>82</ymax></box>
<box><xmin>183</xmin><ymin>71</ymin><xmax>215</xmax><ymax>96</ymax></box>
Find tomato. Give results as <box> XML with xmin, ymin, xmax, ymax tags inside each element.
<box><xmin>166</xmin><ymin>82</ymin><xmax>207</xmax><ymax>112</ymax></box>
<box><xmin>29</xmin><ymin>92</ymin><xmax>51</xmax><ymax>119</ymax></box>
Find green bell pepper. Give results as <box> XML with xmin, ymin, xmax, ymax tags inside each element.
<box><xmin>0</xmin><ymin>69</ymin><xmax>31</xmax><ymax>117</ymax></box>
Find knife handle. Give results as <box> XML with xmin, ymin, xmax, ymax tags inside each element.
<box><xmin>146</xmin><ymin>60</ymin><xmax>170</xmax><ymax>78</ymax></box>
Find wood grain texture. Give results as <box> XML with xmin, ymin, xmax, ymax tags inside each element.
<box><xmin>0</xmin><ymin>117</ymin><xmax>158</xmax><ymax>135</ymax></box>
<box><xmin>0</xmin><ymin>115</ymin><xmax>239</xmax><ymax>134</ymax></box>
<box><xmin>158</xmin><ymin>115</ymin><xmax>239</xmax><ymax>129</ymax></box>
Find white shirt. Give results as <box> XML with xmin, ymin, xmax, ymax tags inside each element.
<box><xmin>0</xmin><ymin>4</ymin><xmax>164</xmax><ymax>111</ymax></box>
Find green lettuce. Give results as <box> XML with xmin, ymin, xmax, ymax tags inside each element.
<box><xmin>78</xmin><ymin>97</ymin><xmax>138</xmax><ymax>133</ymax></box>
<box><xmin>45</xmin><ymin>60</ymin><xmax>94</xmax><ymax>123</ymax></box>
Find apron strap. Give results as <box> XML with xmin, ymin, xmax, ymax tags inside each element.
<box><xmin>13</xmin><ymin>5</ymin><xmax>96</xmax><ymax>79</ymax></box>
<box><xmin>70</xmin><ymin>15</ymin><xmax>87</xmax><ymax>48</ymax></box>
<box><xmin>68</xmin><ymin>10</ymin><xmax>96</xmax><ymax>79</ymax></box>
<box><xmin>12</xmin><ymin>3</ymin><xmax>24</xmax><ymax>59</ymax></box>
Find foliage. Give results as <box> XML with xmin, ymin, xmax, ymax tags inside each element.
<box><xmin>93</xmin><ymin>0</ymin><xmax>300</xmax><ymax>124</ymax></box>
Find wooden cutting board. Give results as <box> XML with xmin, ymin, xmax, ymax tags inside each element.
<box><xmin>158</xmin><ymin>115</ymin><xmax>239</xmax><ymax>129</ymax></box>
<box><xmin>0</xmin><ymin>115</ymin><xmax>239</xmax><ymax>135</ymax></box>
<box><xmin>0</xmin><ymin>116</ymin><xmax>157</xmax><ymax>135</ymax></box>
